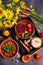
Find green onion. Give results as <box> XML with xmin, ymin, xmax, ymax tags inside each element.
<box><xmin>23</xmin><ymin>9</ymin><xmax>43</xmax><ymax>24</ymax></box>
<box><xmin>29</xmin><ymin>10</ymin><xmax>43</xmax><ymax>24</ymax></box>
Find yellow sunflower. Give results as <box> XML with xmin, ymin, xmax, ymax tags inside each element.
<box><xmin>0</xmin><ymin>7</ymin><xmax>4</xmax><ymax>19</ymax></box>
<box><xmin>0</xmin><ymin>0</ymin><xmax>2</xmax><ymax>6</ymax></box>
<box><xmin>16</xmin><ymin>7</ymin><xmax>20</xmax><ymax>15</ymax></box>
<box><xmin>20</xmin><ymin>1</ymin><xmax>26</xmax><ymax>9</ymax></box>
<box><xmin>0</xmin><ymin>21</ymin><xmax>3</xmax><ymax>27</ymax></box>
<box><xmin>7</xmin><ymin>3</ymin><xmax>12</xmax><ymax>7</ymax></box>
<box><xmin>3</xmin><ymin>21</ymin><xmax>12</xmax><ymax>28</ymax></box>
<box><xmin>12</xmin><ymin>18</ymin><xmax>17</xmax><ymax>26</ymax></box>
<box><xmin>4</xmin><ymin>10</ymin><xmax>14</xmax><ymax>19</ymax></box>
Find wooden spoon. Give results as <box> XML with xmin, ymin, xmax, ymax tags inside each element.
<box><xmin>22</xmin><ymin>47</ymin><xmax>42</xmax><ymax>63</ymax></box>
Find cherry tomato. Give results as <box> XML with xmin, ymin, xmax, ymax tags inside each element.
<box><xmin>28</xmin><ymin>28</ymin><xmax>32</xmax><ymax>32</ymax></box>
<box><xmin>27</xmin><ymin>23</ymin><xmax>32</xmax><ymax>28</ymax></box>
<box><xmin>40</xmin><ymin>32</ymin><xmax>43</xmax><ymax>37</ymax></box>
<box><xmin>34</xmin><ymin>54</ymin><xmax>41</xmax><ymax>59</ymax></box>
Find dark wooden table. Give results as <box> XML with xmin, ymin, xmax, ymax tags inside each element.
<box><xmin>0</xmin><ymin>0</ymin><xmax>43</xmax><ymax>65</ymax></box>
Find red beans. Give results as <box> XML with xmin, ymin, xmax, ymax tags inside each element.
<box><xmin>16</xmin><ymin>24</ymin><xmax>27</xmax><ymax>35</ymax></box>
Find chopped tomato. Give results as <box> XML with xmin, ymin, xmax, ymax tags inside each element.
<box><xmin>40</xmin><ymin>32</ymin><xmax>43</xmax><ymax>37</ymax></box>
<box><xmin>28</xmin><ymin>28</ymin><xmax>32</xmax><ymax>32</ymax></box>
<box><xmin>27</xmin><ymin>23</ymin><xmax>32</xmax><ymax>28</ymax></box>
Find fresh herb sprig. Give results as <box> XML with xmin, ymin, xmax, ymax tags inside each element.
<box><xmin>4</xmin><ymin>44</ymin><xmax>12</xmax><ymax>53</ymax></box>
<box><xmin>21</xmin><ymin>32</ymin><xmax>31</xmax><ymax>38</ymax></box>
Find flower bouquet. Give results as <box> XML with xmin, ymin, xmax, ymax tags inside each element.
<box><xmin>0</xmin><ymin>0</ymin><xmax>43</xmax><ymax>28</ymax></box>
